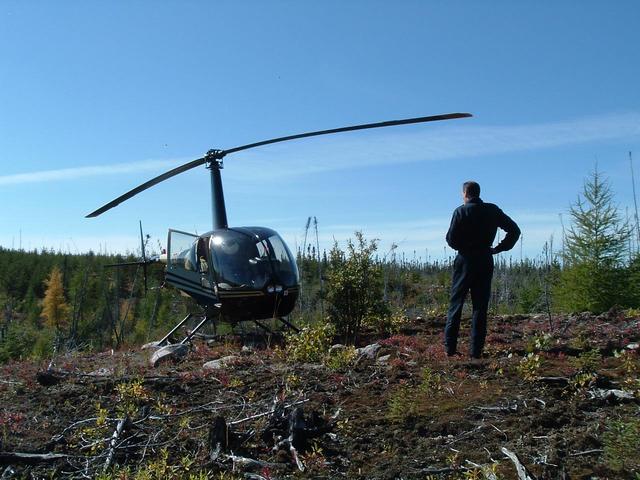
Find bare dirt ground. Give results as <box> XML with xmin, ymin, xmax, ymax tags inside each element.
<box><xmin>0</xmin><ymin>311</ymin><xmax>638</xmax><ymax>479</ymax></box>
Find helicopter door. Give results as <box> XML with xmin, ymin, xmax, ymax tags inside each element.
<box><xmin>167</xmin><ymin>229</ymin><xmax>216</xmax><ymax>302</ymax></box>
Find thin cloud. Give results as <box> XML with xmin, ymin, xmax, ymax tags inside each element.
<box><xmin>226</xmin><ymin>112</ymin><xmax>640</xmax><ymax>181</ymax></box>
<box><xmin>0</xmin><ymin>159</ymin><xmax>185</xmax><ymax>186</ymax></box>
<box><xmin>2</xmin><ymin>112</ymin><xmax>638</xmax><ymax>187</ymax></box>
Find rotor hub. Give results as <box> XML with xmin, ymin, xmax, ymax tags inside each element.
<box><xmin>205</xmin><ymin>149</ymin><xmax>225</xmax><ymax>169</ymax></box>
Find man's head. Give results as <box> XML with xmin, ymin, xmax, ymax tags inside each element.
<box><xmin>462</xmin><ymin>181</ymin><xmax>480</xmax><ymax>203</ymax></box>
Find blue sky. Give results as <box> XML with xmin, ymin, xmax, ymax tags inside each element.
<box><xmin>1</xmin><ymin>1</ymin><xmax>639</xmax><ymax>261</ymax></box>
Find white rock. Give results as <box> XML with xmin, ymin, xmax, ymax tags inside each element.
<box><xmin>588</xmin><ymin>388</ymin><xmax>635</xmax><ymax>401</ymax></box>
<box><xmin>376</xmin><ymin>354</ymin><xmax>391</xmax><ymax>365</ymax></box>
<box><xmin>328</xmin><ymin>344</ymin><xmax>347</xmax><ymax>354</ymax></box>
<box><xmin>356</xmin><ymin>343</ymin><xmax>381</xmax><ymax>359</ymax></box>
<box><xmin>203</xmin><ymin>355</ymin><xmax>240</xmax><ymax>370</ymax></box>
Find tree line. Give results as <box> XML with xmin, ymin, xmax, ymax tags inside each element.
<box><xmin>0</xmin><ymin>249</ymin><xmax>189</xmax><ymax>362</ymax></box>
<box><xmin>1</xmin><ymin>168</ymin><xmax>638</xmax><ymax>361</ymax></box>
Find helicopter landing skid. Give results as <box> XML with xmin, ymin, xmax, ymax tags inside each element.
<box><xmin>143</xmin><ymin>311</ymin><xmax>210</xmax><ymax>350</ymax></box>
<box><xmin>278</xmin><ymin>317</ymin><xmax>300</xmax><ymax>333</ymax></box>
<box><xmin>253</xmin><ymin>319</ymin><xmax>271</xmax><ymax>333</ymax></box>
<box><xmin>146</xmin><ymin>311</ymin><xmax>212</xmax><ymax>367</ymax></box>
<box><xmin>249</xmin><ymin>317</ymin><xmax>299</xmax><ymax>335</ymax></box>
<box><xmin>157</xmin><ymin>313</ymin><xmax>194</xmax><ymax>347</ymax></box>
<box><xmin>145</xmin><ymin>313</ymin><xmax>299</xmax><ymax>366</ymax></box>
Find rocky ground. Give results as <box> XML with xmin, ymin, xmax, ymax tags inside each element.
<box><xmin>0</xmin><ymin>311</ymin><xmax>639</xmax><ymax>479</ymax></box>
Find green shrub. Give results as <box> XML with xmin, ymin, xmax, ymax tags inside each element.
<box><xmin>525</xmin><ymin>332</ymin><xmax>552</xmax><ymax>353</ymax></box>
<box><xmin>518</xmin><ymin>282</ymin><xmax>544</xmax><ymax>314</ymax></box>
<box><xmin>516</xmin><ymin>353</ymin><xmax>542</xmax><ymax>381</ymax></box>
<box><xmin>31</xmin><ymin>329</ymin><xmax>55</xmax><ymax>360</ymax></box>
<box><xmin>284</xmin><ymin>323</ymin><xmax>334</xmax><ymax>363</ymax></box>
<box><xmin>326</xmin><ymin>232</ymin><xmax>390</xmax><ymax>342</ymax></box>
<box><xmin>419</xmin><ymin>367</ymin><xmax>443</xmax><ymax>393</ymax></box>
<box><xmin>0</xmin><ymin>322</ymin><xmax>39</xmax><ymax>362</ymax></box>
<box><xmin>387</xmin><ymin>382</ymin><xmax>419</xmax><ymax>422</ymax></box>
<box><xmin>603</xmin><ymin>418</ymin><xmax>640</xmax><ymax>472</ymax></box>
<box><xmin>570</xmin><ymin>348</ymin><xmax>602</xmax><ymax>373</ymax></box>
<box><xmin>324</xmin><ymin>345</ymin><xmax>357</xmax><ymax>371</ymax></box>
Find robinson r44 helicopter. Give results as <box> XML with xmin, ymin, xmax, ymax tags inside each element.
<box><xmin>87</xmin><ymin>112</ymin><xmax>471</xmax><ymax>351</ymax></box>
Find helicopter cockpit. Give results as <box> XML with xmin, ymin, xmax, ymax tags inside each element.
<box><xmin>166</xmin><ymin>227</ymin><xmax>299</xmax><ymax>320</ymax></box>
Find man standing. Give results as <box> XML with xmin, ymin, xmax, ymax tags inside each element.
<box><xmin>445</xmin><ymin>181</ymin><xmax>520</xmax><ymax>359</ymax></box>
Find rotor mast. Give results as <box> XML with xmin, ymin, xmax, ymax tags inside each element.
<box><xmin>206</xmin><ymin>149</ymin><xmax>228</xmax><ymax>230</ymax></box>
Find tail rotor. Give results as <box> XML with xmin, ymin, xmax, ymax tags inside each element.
<box><xmin>105</xmin><ymin>221</ymin><xmax>158</xmax><ymax>294</ymax></box>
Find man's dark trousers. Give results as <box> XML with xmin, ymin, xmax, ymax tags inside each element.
<box><xmin>445</xmin><ymin>252</ymin><xmax>494</xmax><ymax>358</ymax></box>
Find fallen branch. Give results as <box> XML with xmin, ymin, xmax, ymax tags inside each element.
<box><xmin>290</xmin><ymin>445</ymin><xmax>304</xmax><ymax>472</ymax></box>
<box><xmin>244</xmin><ymin>474</ymin><xmax>270</xmax><ymax>480</ymax></box>
<box><xmin>488</xmin><ymin>422</ymin><xmax>508</xmax><ymax>440</ymax></box>
<box><xmin>421</xmin><ymin>466</ymin><xmax>456</xmax><ymax>474</ymax></box>
<box><xmin>0</xmin><ymin>452</ymin><xmax>70</xmax><ymax>465</ymax></box>
<box><xmin>474</xmin><ymin>404</ymin><xmax>518</xmax><ymax>413</ymax></box>
<box><xmin>0</xmin><ymin>379</ymin><xmax>22</xmax><ymax>386</ymax></box>
<box><xmin>588</xmin><ymin>389</ymin><xmax>635</xmax><ymax>402</ymax></box>
<box><xmin>535</xmin><ymin>377</ymin><xmax>569</xmax><ymax>385</ymax></box>
<box><xmin>569</xmin><ymin>449</ymin><xmax>604</xmax><ymax>457</ymax></box>
<box><xmin>446</xmin><ymin>424</ymin><xmax>486</xmax><ymax>445</ymax></box>
<box><xmin>227</xmin><ymin>453</ymin><xmax>283</xmax><ymax>472</ymax></box>
<box><xmin>53</xmin><ymin>416</ymin><xmax>122</xmax><ymax>442</ymax></box>
<box><xmin>1</xmin><ymin>466</ymin><xmax>15</xmax><ymax>478</ymax></box>
<box><xmin>501</xmin><ymin>447</ymin><xmax>537</xmax><ymax>480</ymax></box>
<box><xmin>142</xmin><ymin>400</ymin><xmax>226</xmax><ymax>422</ymax></box>
<box><xmin>38</xmin><ymin>368</ymin><xmax>181</xmax><ymax>383</ymax></box>
<box><xmin>228</xmin><ymin>399</ymin><xmax>309</xmax><ymax>426</ymax></box>
<box><xmin>104</xmin><ymin>416</ymin><xmax>128</xmax><ymax>471</ymax></box>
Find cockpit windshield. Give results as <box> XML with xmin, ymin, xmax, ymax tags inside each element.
<box><xmin>209</xmin><ymin>230</ymin><xmax>299</xmax><ymax>289</ymax></box>
<box><xmin>210</xmin><ymin>231</ymin><xmax>270</xmax><ymax>289</ymax></box>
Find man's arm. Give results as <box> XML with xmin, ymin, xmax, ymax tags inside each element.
<box><xmin>492</xmin><ymin>209</ymin><xmax>520</xmax><ymax>253</ymax></box>
<box><xmin>446</xmin><ymin>209</ymin><xmax>462</xmax><ymax>251</ymax></box>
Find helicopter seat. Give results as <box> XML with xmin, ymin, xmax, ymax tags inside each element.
<box><xmin>184</xmin><ymin>256</ymin><xmax>196</xmax><ymax>271</ymax></box>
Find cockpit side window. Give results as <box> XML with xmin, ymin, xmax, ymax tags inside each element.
<box><xmin>168</xmin><ymin>231</ymin><xmax>199</xmax><ymax>272</ymax></box>
<box><xmin>197</xmin><ymin>237</ymin><xmax>209</xmax><ymax>273</ymax></box>
<box><xmin>266</xmin><ymin>234</ymin><xmax>299</xmax><ymax>286</ymax></box>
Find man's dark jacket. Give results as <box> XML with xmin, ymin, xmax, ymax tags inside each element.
<box><xmin>446</xmin><ymin>198</ymin><xmax>520</xmax><ymax>255</ymax></box>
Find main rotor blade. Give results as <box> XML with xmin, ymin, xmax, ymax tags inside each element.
<box><xmin>223</xmin><ymin>112</ymin><xmax>472</xmax><ymax>156</ymax></box>
<box><xmin>104</xmin><ymin>260</ymin><xmax>150</xmax><ymax>267</ymax></box>
<box><xmin>87</xmin><ymin>112</ymin><xmax>471</xmax><ymax>218</ymax></box>
<box><xmin>86</xmin><ymin>157</ymin><xmax>206</xmax><ymax>217</ymax></box>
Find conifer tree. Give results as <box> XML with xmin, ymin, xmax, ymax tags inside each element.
<box><xmin>42</xmin><ymin>266</ymin><xmax>69</xmax><ymax>332</ymax></box>
<box><xmin>556</xmin><ymin>168</ymin><xmax>630</xmax><ymax>312</ymax></box>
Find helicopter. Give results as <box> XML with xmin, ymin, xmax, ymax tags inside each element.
<box><xmin>88</xmin><ymin>112</ymin><xmax>472</xmax><ymax>347</ymax></box>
